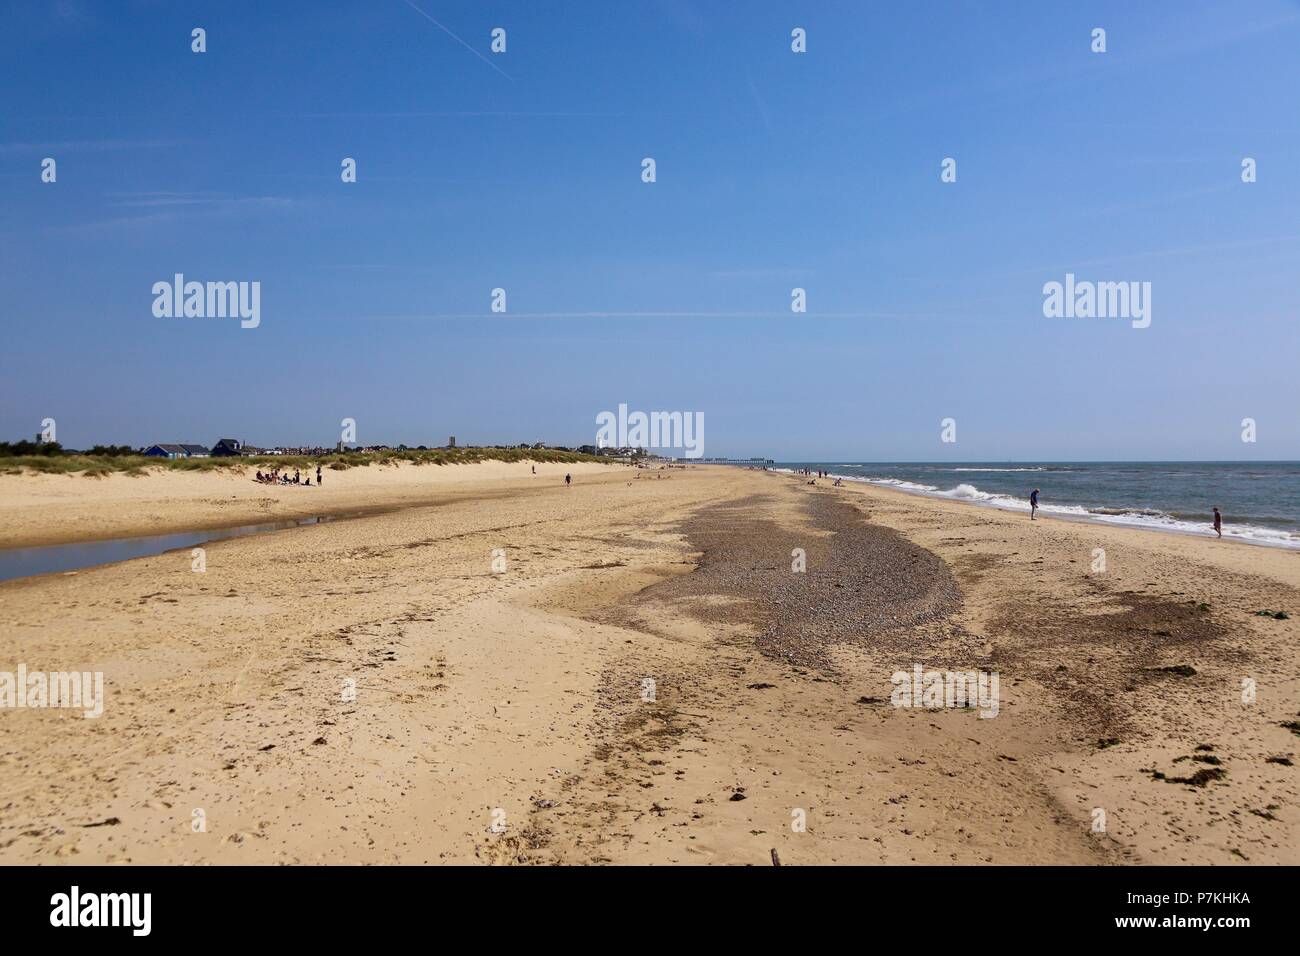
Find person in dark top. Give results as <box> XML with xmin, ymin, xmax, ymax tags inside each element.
<box><xmin>1212</xmin><ymin>507</ymin><xmax>1222</xmax><ymax>538</ymax></box>
<box><xmin>565</xmin><ymin>473</ymin><xmax>571</xmax><ymax>486</ymax></box>
<box><xmin>316</xmin><ymin>464</ymin><xmax>322</xmax><ymax>486</ymax></box>
<box><xmin>1029</xmin><ymin>488</ymin><xmax>1040</xmax><ymax>520</ymax></box>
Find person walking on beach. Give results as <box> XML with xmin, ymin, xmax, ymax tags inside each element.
<box><xmin>565</xmin><ymin>473</ymin><xmax>571</xmax><ymax>487</ymax></box>
<box><xmin>316</xmin><ymin>464</ymin><xmax>322</xmax><ymax>486</ymax></box>
<box><xmin>1029</xmin><ymin>488</ymin><xmax>1040</xmax><ymax>520</ymax></box>
<box><xmin>1213</xmin><ymin>507</ymin><xmax>1222</xmax><ymax>539</ymax></box>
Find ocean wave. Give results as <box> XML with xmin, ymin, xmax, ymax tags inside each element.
<box><xmin>818</xmin><ymin>471</ymin><xmax>1300</xmax><ymax>550</ymax></box>
<box><xmin>1167</xmin><ymin>511</ymin><xmax>1298</xmax><ymax>527</ymax></box>
<box><xmin>866</xmin><ymin>477</ymin><xmax>940</xmax><ymax>493</ymax></box>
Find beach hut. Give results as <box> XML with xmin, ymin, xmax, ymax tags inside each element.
<box><xmin>143</xmin><ymin>443</ymin><xmax>188</xmax><ymax>459</ymax></box>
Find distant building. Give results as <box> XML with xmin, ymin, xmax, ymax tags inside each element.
<box><xmin>144</xmin><ymin>443</ymin><xmax>210</xmax><ymax>459</ymax></box>
<box><xmin>578</xmin><ymin>445</ymin><xmax>597</xmax><ymax>455</ymax></box>
<box><xmin>448</xmin><ymin>436</ymin><xmax>456</xmax><ymax>448</ymax></box>
<box><xmin>144</xmin><ymin>444</ymin><xmax>186</xmax><ymax>459</ymax></box>
<box><xmin>211</xmin><ymin>438</ymin><xmax>242</xmax><ymax>457</ymax></box>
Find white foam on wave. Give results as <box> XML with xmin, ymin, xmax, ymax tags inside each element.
<box><xmin>816</xmin><ymin>471</ymin><xmax>1300</xmax><ymax>550</ymax></box>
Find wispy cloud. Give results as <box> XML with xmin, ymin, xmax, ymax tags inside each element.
<box><xmin>104</xmin><ymin>192</ymin><xmax>296</xmax><ymax>210</ymax></box>
<box><xmin>745</xmin><ymin>72</ymin><xmax>773</xmax><ymax>135</ymax></box>
<box><xmin>358</xmin><ymin>311</ymin><xmax>945</xmax><ymax>321</ymax></box>
<box><xmin>709</xmin><ymin>267</ymin><xmax>811</xmax><ymax>281</ymax></box>
<box><xmin>1020</xmin><ymin>233</ymin><xmax>1300</xmax><ymax>278</ymax></box>
<box><xmin>53</xmin><ymin>1</ymin><xmax>93</xmax><ymax>26</ymax></box>
<box><xmin>267</xmin><ymin>110</ymin><xmax>621</xmax><ymax>119</ymax></box>
<box><xmin>855</xmin><ymin>9</ymin><xmax>1300</xmax><ymax>129</ymax></box>
<box><xmin>0</xmin><ymin>139</ymin><xmax>184</xmax><ymax>155</ymax></box>
<box><xmin>892</xmin><ymin>233</ymin><xmax>1300</xmax><ymax>288</ymax></box>
<box><xmin>47</xmin><ymin>211</ymin><xmax>182</xmax><ymax>237</ymax></box>
<box><xmin>47</xmin><ymin>193</ymin><xmax>303</xmax><ymax>237</ymax></box>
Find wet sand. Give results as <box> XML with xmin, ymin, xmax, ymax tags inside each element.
<box><xmin>0</xmin><ymin>464</ymin><xmax>1295</xmax><ymax>864</ymax></box>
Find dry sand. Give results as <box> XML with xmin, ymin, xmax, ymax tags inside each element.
<box><xmin>0</xmin><ymin>463</ymin><xmax>1295</xmax><ymax>864</ymax></box>
<box><xmin>0</xmin><ymin>459</ymin><xmax>616</xmax><ymax>549</ymax></box>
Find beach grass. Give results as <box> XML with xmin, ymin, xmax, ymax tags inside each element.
<box><xmin>0</xmin><ymin>447</ymin><xmax>613</xmax><ymax>477</ymax></box>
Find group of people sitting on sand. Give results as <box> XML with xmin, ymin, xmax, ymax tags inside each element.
<box><xmin>802</xmin><ymin>467</ymin><xmax>843</xmax><ymax>487</ymax></box>
<box><xmin>256</xmin><ymin>464</ymin><xmax>323</xmax><ymax>487</ymax></box>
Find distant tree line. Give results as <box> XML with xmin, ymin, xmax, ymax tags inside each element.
<box><xmin>0</xmin><ymin>440</ymin><xmax>64</xmax><ymax>457</ymax></box>
<box><xmin>0</xmin><ymin>441</ymin><xmax>141</xmax><ymax>457</ymax></box>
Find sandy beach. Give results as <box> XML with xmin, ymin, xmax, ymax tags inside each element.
<box><xmin>0</xmin><ymin>463</ymin><xmax>1296</xmax><ymax>865</ymax></box>
<box><xmin>0</xmin><ymin>459</ymin><xmax>618</xmax><ymax>549</ymax></box>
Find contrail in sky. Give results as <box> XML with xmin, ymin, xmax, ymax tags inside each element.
<box><xmin>400</xmin><ymin>0</ymin><xmax>513</xmax><ymax>82</ymax></box>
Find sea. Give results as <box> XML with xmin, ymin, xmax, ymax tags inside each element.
<box><xmin>768</xmin><ymin>462</ymin><xmax>1300</xmax><ymax>550</ymax></box>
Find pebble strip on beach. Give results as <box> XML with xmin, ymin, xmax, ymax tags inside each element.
<box><xmin>651</xmin><ymin>490</ymin><xmax>964</xmax><ymax>669</ymax></box>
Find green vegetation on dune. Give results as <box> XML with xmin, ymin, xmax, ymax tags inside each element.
<box><xmin>0</xmin><ymin>447</ymin><xmax>612</xmax><ymax>477</ymax></box>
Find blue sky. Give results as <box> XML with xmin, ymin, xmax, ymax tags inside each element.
<box><xmin>2</xmin><ymin>0</ymin><xmax>1298</xmax><ymax>459</ymax></box>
